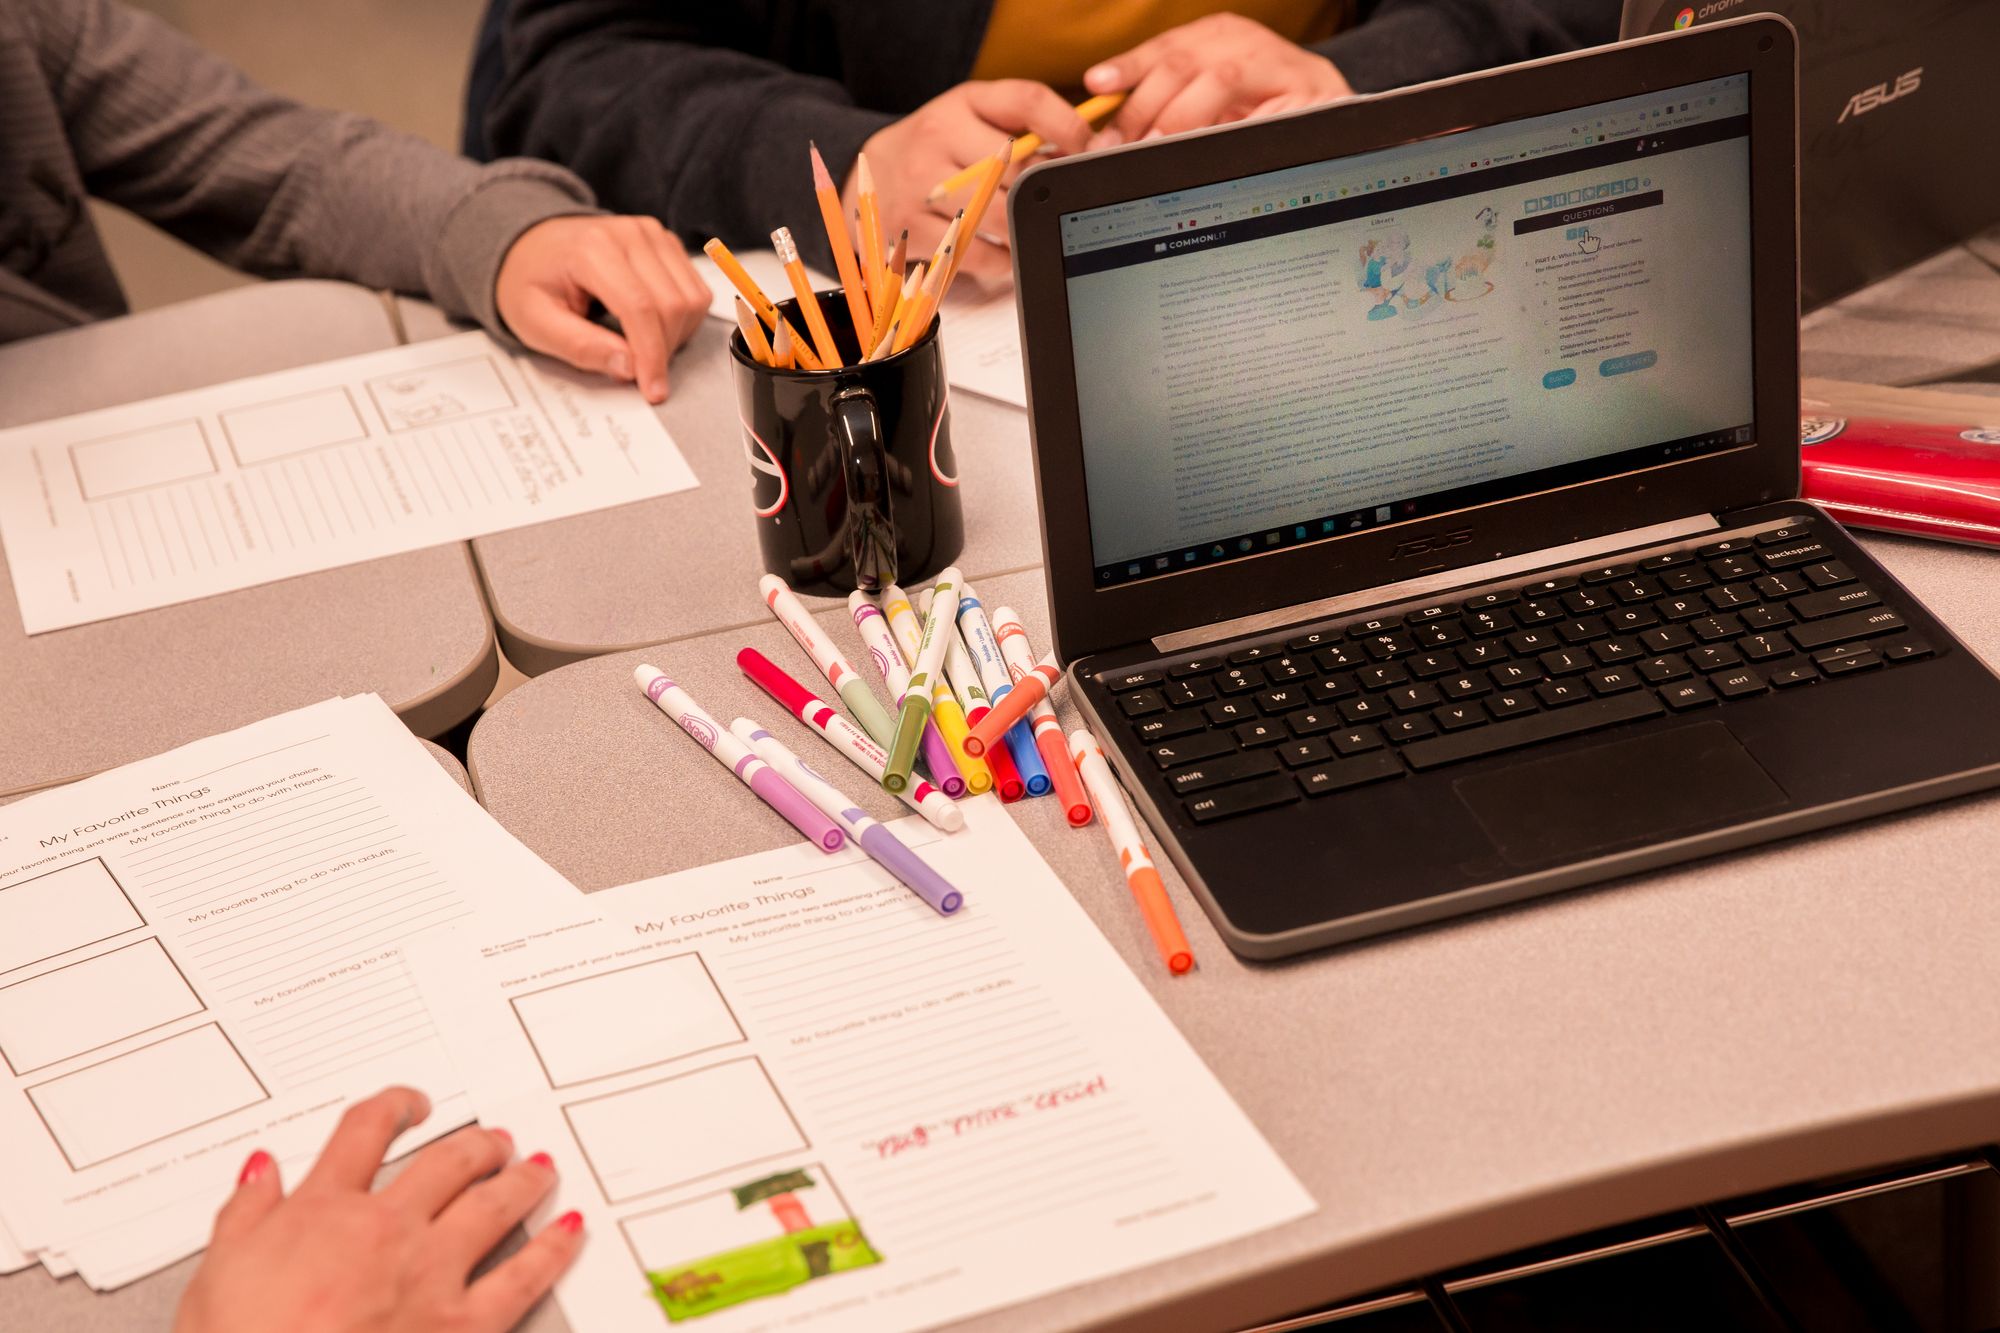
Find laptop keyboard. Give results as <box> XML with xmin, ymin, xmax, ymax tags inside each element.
<box><xmin>1099</xmin><ymin>521</ymin><xmax>1937</xmax><ymax>825</ymax></box>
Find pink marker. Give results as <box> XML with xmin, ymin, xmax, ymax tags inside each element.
<box><xmin>737</xmin><ymin>649</ymin><xmax>963</xmax><ymax>833</ymax></box>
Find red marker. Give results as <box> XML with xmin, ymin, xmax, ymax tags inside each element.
<box><xmin>736</xmin><ymin>648</ymin><xmax>963</xmax><ymax>833</ymax></box>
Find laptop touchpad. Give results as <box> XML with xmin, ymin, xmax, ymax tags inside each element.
<box><xmin>1453</xmin><ymin>721</ymin><xmax>1789</xmax><ymax>870</ymax></box>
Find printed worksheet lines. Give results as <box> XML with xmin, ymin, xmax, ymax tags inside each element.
<box><xmin>128</xmin><ymin>779</ymin><xmax>364</xmax><ymax>861</ymax></box>
<box><xmin>730</xmin><ymin>930</ymin><xmax>1009</xmax><ymax>999</ymax></box>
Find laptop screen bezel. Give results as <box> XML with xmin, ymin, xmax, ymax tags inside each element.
<box><xmin>1009</xmin><ymin>17</ymin><xmax>1800</xmax><ymax>664</ymax></box>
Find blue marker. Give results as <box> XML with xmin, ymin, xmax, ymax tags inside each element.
<box><xmin>955</xmin><ymin>588</ymin><xmax>1053</xmax><ymax>796</ymax></box>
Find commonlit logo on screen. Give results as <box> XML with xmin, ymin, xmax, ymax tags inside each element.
<box><xmin>1674</xmin><ymin>7</ymin><xmax>1694</xmax><ymax>27</ymax></box>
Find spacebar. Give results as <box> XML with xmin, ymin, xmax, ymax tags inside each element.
<box><xmin>1401</xmin><ymin>692</ymin><xmax>1665</xmax><ymax>771</ymax></box>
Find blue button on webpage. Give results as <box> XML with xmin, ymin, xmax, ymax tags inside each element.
<box><xmin>1543</xmin><ymin>368</ymin><xmax>1576</xmax><ymax>389</ymax></box>
<box><xmin>1599</xmin><ymin>350</ymin><xmax>1658</xmax><ymax>377</ymax></box>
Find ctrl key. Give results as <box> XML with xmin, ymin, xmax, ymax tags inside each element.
<box><xmin>1185</xmin><ymin>775</ymin><xmax>1299</xmax><ymax>823</ymax></box>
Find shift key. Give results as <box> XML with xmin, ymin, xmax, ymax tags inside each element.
<box><xmin>1168</xmin><ymin>749</ymin><xmax>1280</xmax><ymax>794</ymax></box>
<box><xmin>1788</xmin><ymin>606</ymin><xmax>1905</xmax><ymax>651</ymax></box>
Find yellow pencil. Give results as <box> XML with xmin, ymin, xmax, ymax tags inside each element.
<box><xmin>886</xmin><ymin>228</ymin><xmax>908</xmax><ymax>287</ymax></box>
<box><xmin>810</xmin><ymin>143</ymin><xmax>873</xmax><ymax>347</ymax></box>
<box><xmin>925</xmin><ymin>92</ymin><xmax>1126</xmax><ymax>202</ymax></box>
<box><xmin>771</xmin><ymin>320</ymin><xmax>796</xmax><ymax>370</ymax></box>
<box><xmin>856</xmin><ymin>152</ymin><xmax>887</xmax><ymax>318</ymax></box>
<box><xmin>941</xmin><ymin>140</ymin><xmax>1009</xmax><ymax>298</ymax></box>
<box><xmin>771</xmin><ymin>226</ymin><xmax>843</xmax><ymax>369</ymax></box>
<box><xmin>893</xmin><ymin>234</ymin><xmax>954</xmax><ymax>355</ymax></box>
<box><xmin>704</xmin><ymin>237</ymin><xmax>780</xmax><ymax>325</ymax></box>
<box><xmin>734</xmin><ymin>296</ymin><xmax>774</xmax><ymax>365</ymax></box>
<box><xmin>871</xmin><ymin>263</ymin><xmax>925</xmax><ymax>360</ymax></box>
<box><xmin>706</xmin><ymin>237</ymin><xmax>820</xmax><ymax>368</ymax></box>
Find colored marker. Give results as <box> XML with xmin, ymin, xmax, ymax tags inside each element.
<box><xmin>847</xmin><ymin>593</ymin><xmax>966</xmax><ymax>799</ymax></box>
<box><xmin>883</xmin><ymin>583</ymin><xmax>985</xmax><ymax>796</ymax></box>
<box><xmin>736</xmin><ymin>648</ymin><xmax>963</xmax><ymax>833</ymax></box>
<box><xmin>1070</xmin><ymin>729</ymin><xmax>1194</xmax><ymax>974</ymax></box>
<box><xmin>957</xmin><ymin>587</ymin><xmax>1052</xmax><ymax>796</ymax></box>
<box><xmin>882</xmin><ymin>569</ymin><xmax>960</xmax><ymax>793</ymax></box>
<box><xmin>943</xmin><ymin>655</ymin><xmax>1024</xmax><ymax>802</ymax></box>
<box><xmin>989</xmin><ymin>608</ymin><xmax>1091</xmax><ymax>826</ymax></box>
<box><xmin>735</xmin><ymin>722</ymin><xmax>963</xmax><ymax>916</ymax></box>
<box><xmin>918</xmin><ymin>588</ymin><xmax>995</xmax><ymax>797</ymax></box>
<box><xmin>758</xmin><ymin>575</ymin><xmax>897</xmax><ymax>749</ymax></box>
<box><xmin>633</xmin><ymin>665</ymin><xmax>843</xmax><ymax>852</ymax></box>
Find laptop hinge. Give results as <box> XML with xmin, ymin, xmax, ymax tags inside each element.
<box><xmin>1151</xmin><ymin>513</ymin><xmax>1721</xmax><ymax>655</ymax></box>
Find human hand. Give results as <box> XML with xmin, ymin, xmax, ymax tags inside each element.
<box><xmin>173</xmin><ymin>1087</ymin><xmax>582</xmax><ymax>1333</ymax></box>
<box><xmin>1083</xmin><ymin>13</ymin><xmax>1354</xmax><ymax>146</ymax></box>
<box><xmin>496</xmin><ymin>214</ymin><xmax>708</xmax><ymax>404</ymax></box>
<box><xmin>849</xmin><ymin>80</ymin><xmax>1094</xmax><ymax>292</ymax></box>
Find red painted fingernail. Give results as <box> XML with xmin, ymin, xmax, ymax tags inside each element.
<box><xmin>490</xmin><ymin>1127</ymin><xmax>513</xmax><ymax>1146</ymax></box>
<box><xmin>237</xmin><ymin>1149</ymin><xmax>271</xmax><ymax>1185</ymax></box>
<box><xmin>529</xmin><ymin>1151</ymin><xmax>554</xmax><ymax>1170</ymax></box>
<box><xmin>556</xmin><ymin>1210</ymin><xmax>584</xmax><ymax>1234</ymax></box>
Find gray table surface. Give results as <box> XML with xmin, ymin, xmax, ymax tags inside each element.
<box><xmin>1801</xmin><ymin>235</ymin><xmax>2000</xmax><ymax>386</ymax></box>
<box><xmin>399</xmin><ymin>298</ymin><xmax>1048</xmax><ymax>675</ymax></box>
<box><xmin>456</xmin><ymin>538</ymin><xmax>2000</xmax><ymax>1332</ymax></box>
<box><xmin>1</xmin><ymin>281</ymin><xmax>497</xmax><ymax>798</ymax></box>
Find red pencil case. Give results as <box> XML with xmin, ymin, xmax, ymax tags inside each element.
<box><xmin>1801</xmin><ymin>407</ymin><xmax>2000</xmax><ymax>548</ymax></box>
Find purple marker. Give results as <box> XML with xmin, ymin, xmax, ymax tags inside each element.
<box><xmin>634</xmin><ymin>665</ymin><xmax>843</xmax><ymax>853</ymax></box>
<box><xmin>732</xmin><ymin>721</ymin><xmax>964</xmax><ymax>917</ymax></box>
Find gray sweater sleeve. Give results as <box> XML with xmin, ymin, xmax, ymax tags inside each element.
<box><xmin>28</xmin><ymin>0</ymin><xmax>601</xmax><ymax>334</ymax></box>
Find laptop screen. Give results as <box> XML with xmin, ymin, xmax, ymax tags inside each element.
<box><xmin>1058</xmin><ymin>75</ymin><xmax>1754</xmax><ymax>589</ymax></box>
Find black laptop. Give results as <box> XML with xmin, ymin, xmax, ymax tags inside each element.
<box><xmin>1622</xmin><ymin>0</ymin><xmax>2000</xmax><ymax>310</ymax></box>
<box><xmin>1007</xmin><ymin>18</ymin><xmax>2000</xmax><ymax>959</ymax></box>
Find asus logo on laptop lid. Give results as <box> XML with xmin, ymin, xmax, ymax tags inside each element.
<box><xmin>1838</xmin><ymin>68</ymin><xmax>1922</xmax><ymax>123</ymax></box>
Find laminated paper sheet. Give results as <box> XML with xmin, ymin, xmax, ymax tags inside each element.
<box><xmin>0</xmin><ymin>696</ymin><xmax>576</xmax><ymax>1287</ymax></box>
<box><xmin>411</xmin><ymin>795</ymin><xmax>1311</xmax><ymax>1331</ymax></box>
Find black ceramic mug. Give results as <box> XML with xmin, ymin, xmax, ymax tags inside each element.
<box><xmin>732</xmin><ymin>289</ymin><xmax>964</xmax><ymax>595</ymax></box>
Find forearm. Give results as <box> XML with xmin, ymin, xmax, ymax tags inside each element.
<box><xmin>39</xmin><ymin>0</ymin><xmax>595</xmax><ymax>331</ymax></box>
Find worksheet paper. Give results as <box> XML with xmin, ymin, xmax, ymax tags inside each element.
<box><xmin>410</xmin><ymin>796</ymin><xmax>1312</xmax><ymax>1332</ymax></box>
<box><xmin>0</xmin><ymin>331</ymin><xmax>698</xmax><ymax>634</ymax></box>
<box><xmin>694</xmin><ymin>253</ymin><xmax>1027</xmax><ymax>408</ymax></box>
<box><xmin>0</xmin><ymin>696</ymin><xmax>577</xmax><ymax>1288</ymax></box>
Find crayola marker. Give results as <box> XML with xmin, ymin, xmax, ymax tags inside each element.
<box><xmin>955</xmin><ymin>585</ymin><xmax>1052</xmax><ymax>796</ymax></box>
<box><xmin>758</xmin><ymin>575</ymin><xmax>897</xmax><ymax>749</ymax></box>
<box><xmin>883</xmin><ymin>567</ymin><xmax>961</xmax><ymax>792</ymax></box>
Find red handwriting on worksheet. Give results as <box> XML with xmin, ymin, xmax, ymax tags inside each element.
<box><xmin>866</xmin><ymin>1074</ymin><xmax>1109</xmax><ymax>1160</ymax></box>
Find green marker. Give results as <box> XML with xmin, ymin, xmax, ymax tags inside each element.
<box><xmin>881</xmin><ymin>567</ymin><xmax>961</xmax><ymax>793</ymax></box>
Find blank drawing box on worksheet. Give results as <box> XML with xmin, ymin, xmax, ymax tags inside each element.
<box><xmin>0</xmin><ymin>697</ymin><xmax>582</xmax><ymax>1291</ymax></box>
<box><xmin>509</xmin><ymin>953</ymin><xmax>746</xmax><ymax>1089</ymax></box>
<box><xmin>0</xmin><ymin>331</ymin><xmax>698</xmax><ymax>634</ymax></box>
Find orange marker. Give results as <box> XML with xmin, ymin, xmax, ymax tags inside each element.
<box><xmin>810</xmin><ymin>143</ymin><xmax>874</xmax><ymax>348</ymax></box>
<box><xmin>771</xmin><ymin>226</ymin><xmax>842</xmax><ymax>369</ymax></box>
<box><xmin>988</xmin><ymin>606</ymin><xmax>1091</xmax><ymax>827</ymax></box>
<box><xmin>1070</xmin><ymin>729</ymin><xmax>1194</xmax><ymax>974</ymax></box>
